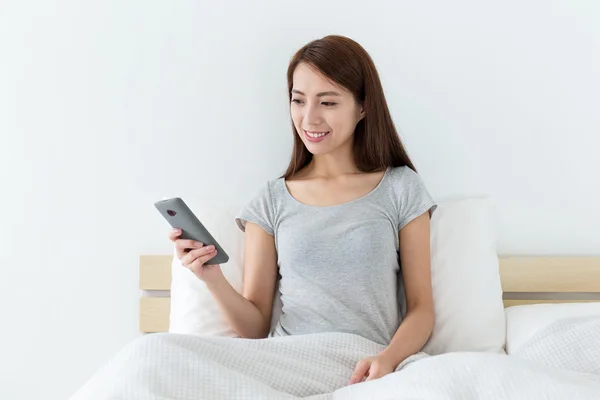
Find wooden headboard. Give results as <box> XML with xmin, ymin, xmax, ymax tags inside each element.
<box><xmin>139</xmin><ymin>256</ymin><xmax>600</xmax><ymax>333</ymax></box>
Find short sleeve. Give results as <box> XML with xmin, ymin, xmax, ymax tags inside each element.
<box><xmin>396</xmin><ymin>167</ymin><xmax>437</xmax><ymax>231</ymax></box>
<box><xmin>235</xmin><ymin>182</ymin><xmax>275</xmax><ymax>236</ymax></box>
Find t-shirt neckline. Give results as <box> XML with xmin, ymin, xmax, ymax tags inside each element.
<box><xmin>280</xmin><ymin>167</ymin><xmax>391</xmax><ymax>209</ymax></box>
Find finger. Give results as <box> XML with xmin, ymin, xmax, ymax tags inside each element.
<box><xmin>182</xmin><ymin>246</ymin><xmax>213</xmax><ymax>266</ymax></box>
<box><xmin>365</xmin><ymin>366</ymin><xmax>381</xmax><ymax>381</ymax></box>
<box><xmin>175</xmin><ymin>240</ymin><xmax>204</xmax><ymax>259</ymax></box>
<box><xmin>182</xmin><ymin>246</ymin><xmax>215</xmax><ymax>266</ymax></box>
<box><xmin>175</xmin><ymin>239</ymin><xmax>204</xmax><ymax>251</ymax></box>
<box><xmin>187</xmin><ymin>251</ymin><xmax>218</xmax><ymax>273</ymax></box>
<box><xmin>349</xmin><ymin>360</ymin><xmax>371</xmax><ymax>385</ymax></box>
<box><xmin>167</xmin><ymin>228</ymin><xmax>182</xmax><ymax>241</ymax></box>
<box><xmin>196</xmin><ymin>251</ymin><xmax>218</xmax><ymax>267</ymax></box>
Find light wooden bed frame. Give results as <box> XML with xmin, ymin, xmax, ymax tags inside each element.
<box><xmin>138</xmin><ymin>256</ymin><xmax>600</xmax><ymax>333</ymax></box>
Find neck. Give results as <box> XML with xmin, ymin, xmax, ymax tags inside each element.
<box><xmin>307</xmin><ymin>141</ymin><xmax>358</xmax><ymax>178</ymax></box>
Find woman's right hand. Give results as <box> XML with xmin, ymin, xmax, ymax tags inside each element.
<box><xmin>168</xmin><ymin>228</ymin><xmax>225</xmax><ymax>284</ymax></box>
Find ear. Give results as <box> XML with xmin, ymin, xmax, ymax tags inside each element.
<box><xmin>358</xmin><ymin>103</ymin><xmax>366</xmax><ymax>121</ymax></box>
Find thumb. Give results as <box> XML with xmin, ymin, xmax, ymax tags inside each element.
<box><xmin>349</xmin><ymin>360</ymin><xmax>371</xmax><ymax>385</ymax></box>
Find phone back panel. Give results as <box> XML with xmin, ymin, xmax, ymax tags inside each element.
<box><xmin>154</xmin><ymin>198</ymin><xmax>229</xmax><ymax>265</ymax></box>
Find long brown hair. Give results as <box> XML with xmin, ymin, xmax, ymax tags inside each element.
<box><xmin>282</xmin><ymin>35</ymin><xmax>417</xmax><ymax>179</ymax></box>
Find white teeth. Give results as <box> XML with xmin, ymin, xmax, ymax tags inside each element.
<box><xmin>306</xmin><ymin>131</ymin><xmax>329</xmax><ymax>138</ymax></box>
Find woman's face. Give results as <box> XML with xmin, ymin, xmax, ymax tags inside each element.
<box><xmin>290</xmin><ymin>63</ymin><xmax>365</xmax><ymax>156</ymax></box>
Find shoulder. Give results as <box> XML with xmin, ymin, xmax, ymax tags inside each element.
<box><xmin>386</xmin><ymin>166</ymin><xmax>437</xmax><ymax>229</ymax></box>
<box><xmin>263</xmin><ymin>177</ymin><xmax>286</xmax><ymax>202</ymax></box>
<box><xmin>245</xmin><ymin>176</ymin><xmax>288</xmax><ymax>216</ymax></box>
<box><xmin>387</xmin><ymin>165</ymin><xmax>436</xmax><ymax>204</ymax></box>
<box><xmin>249</xmin><ymin>176</ymin><xmax>284</xmax><ymax>198</ymax></box>
<box><xmin>388</xmin><ymin>165</ymin><xmax>412</xmax><ymax>178</ymax></box>
<box><xmin>386</xmin><ymin>166</ymin><xmax>426</xmax><ymax>191</ymax></box>
<box><xmin>237</xmin><ymin>177</ymin><xmax>285</xmax><ymax>234</ymax></box>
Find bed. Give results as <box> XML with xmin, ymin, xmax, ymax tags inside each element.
<box><xmin>70</xmin><ymin>255</ymin><xmax>600</xmax><ymax>399</ymax></box>
<box><xmin>138</xmin><ymin>255</ymin><xmax>600</xmax><ymax>333</ymax></box>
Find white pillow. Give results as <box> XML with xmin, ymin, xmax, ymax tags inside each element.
<box><xmin>422</xmin><ymin>197</ymin><xmax>506</xmax><ymax>355</ymax></box>
<box><xmin>505</xmin><ymin>302</ymin><xmax>600</xmax><ymax>354</ymax></box>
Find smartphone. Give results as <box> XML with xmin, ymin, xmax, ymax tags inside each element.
<box><xmin>154</xmin><ymin>197</ymin><xmax>229</xmax><ymax>265</ymax></box>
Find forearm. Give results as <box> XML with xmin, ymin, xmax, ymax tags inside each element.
<box><xmin>206</xmin><ymin>276</ymin><xmax>270</xmax><ymax>339</ymax></box>
<box><xmin>380</xmin><ymin>306</ymin><xmax>434</xmax><ymax>367</ymax></box>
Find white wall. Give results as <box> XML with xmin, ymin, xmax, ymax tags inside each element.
<box><xmin>1</xmin><ymin>0</ymin><xmax>599</xmax><ymax>398</ymax></box>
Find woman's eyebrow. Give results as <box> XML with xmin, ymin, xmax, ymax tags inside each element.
<box><xmin>291</xmin><ymin>89</ymin><xmax>341</xmax><ymax>97</ymax></box>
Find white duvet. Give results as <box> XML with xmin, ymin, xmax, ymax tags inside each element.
<box><xmin>71</xmin><ymin>316</ymin><xmax>600</xmax><ymax>399</ymax></box>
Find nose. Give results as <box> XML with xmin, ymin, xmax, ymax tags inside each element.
<box><xmin>303</xmin><ymin>103</ymin><xmax>323</xmax><ymax>127</ymax></box>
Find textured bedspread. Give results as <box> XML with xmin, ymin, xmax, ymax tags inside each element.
<box><xmin>71</xmin><ymin>316</ymin><xmax>600</xmax><ymax>399</ymax></box>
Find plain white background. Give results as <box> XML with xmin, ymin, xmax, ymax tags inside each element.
<box><xmin>1</xmin><ymin>0</ymin><xmax>599</xmax><ymax>398</ymax></box>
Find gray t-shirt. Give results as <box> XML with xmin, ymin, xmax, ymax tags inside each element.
<box><xmin>235</xmin><ymin>166</ymin><xmax>437</xmax><ymax>345</ymax></box>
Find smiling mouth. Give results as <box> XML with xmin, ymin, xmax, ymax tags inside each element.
<box><xmin>303</xmin><ymin>130</ymin><xmax>330</xmax><ymax>142</ymax></box>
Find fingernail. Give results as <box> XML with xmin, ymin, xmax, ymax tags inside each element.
<box><xmin>206</xmin><ymin>245</ymin><xmax>215</xmax><ymax>251</ymax></box>
<box><xmin>195</xmin><ymin>242</ymin><xmax>204</xmax><ymax>247</ymax></box>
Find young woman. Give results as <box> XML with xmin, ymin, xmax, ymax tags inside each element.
<box><xmin>168</xmin><ymin>35</ymin><xmax>437</xmax><ymax>385</ymax></box>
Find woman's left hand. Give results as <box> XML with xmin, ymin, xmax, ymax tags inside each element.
<box><xmin>348</xmin><ymin>352</ymin><xmax>397</xmax><ymax>385</ymax></box>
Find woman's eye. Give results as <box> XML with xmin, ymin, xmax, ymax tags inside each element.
<box><xmin>291</xmin><ymin>99</ymin><xmax>304</xmax><ymax>104</ymax></box>
<box><xmin>322</xmin><ymin>102</ymin><xmax>337</xmax><ymax>106</ymax></box>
